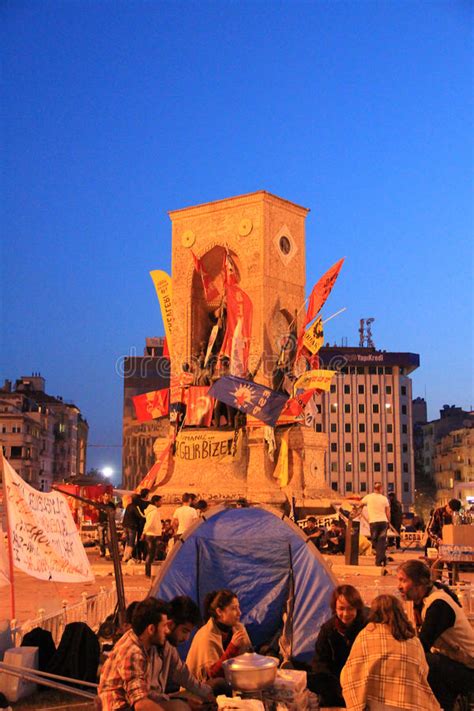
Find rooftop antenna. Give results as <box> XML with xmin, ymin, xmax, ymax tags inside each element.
<box><xmin>366</xmin><ymin>318</ymin><xmax>375</xmax><ymax>348</ymax></box>
<box><xmin>359</xmin><ymin>319</ymin><xmax>365</xmax><ymax>347</ymax></box>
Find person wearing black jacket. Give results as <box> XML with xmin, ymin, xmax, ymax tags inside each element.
<box><xmin>388</xmin><ymin>492</ymin><xmax>403</xmax><ymax>549</ymax></box>
<box><xmin>309</xmin><ymin>584</ymin><xmax>367</xmax><ymax>707</ymax></box>
<box><xmin>98</xmin><ymin>491</ymin><xmax>116</xmax><ymax>558</ymax></box>
<box><xmin>122</xmin><ymin>495</ymin><xmax>145</xmax><ymax>562</ymax></box>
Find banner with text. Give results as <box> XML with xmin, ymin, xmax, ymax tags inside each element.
<box><xmin>3</xmin><ymin>457</ymin><xmax>94</xmax><ymax>583</ymax></box>
<box><xmin>294</xmin><ymin>369</ymin><xmax>336</xmax><ymax>393</ymax></box>
<box><xmin>0</xmin><ymin>524</ymin><xmax>10</xmax><ymax>588</ymax></box>
<box><xmin>174</xmin><ymin>430</ymin><xmax>237</xmax><ymax>463</ymax></box>
<box><xmin>303</xmin><ymin>317</ymin><xmax>324</xmax><ymax>355</ymax></box>
<box><xmin>150</xmin><ymin>270</ymin><xmax>173</xmax><ymax>351</ymax></box>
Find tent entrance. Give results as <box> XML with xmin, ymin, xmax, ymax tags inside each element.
<box><xmin>196</xmin><ymin>538</ymin><xmax>291</xmax><ymax>649</ymax></box>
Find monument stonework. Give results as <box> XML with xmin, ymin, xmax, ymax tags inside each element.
<box><xmin>157</xmin><ymin>191</ymin><xmax>330</xmax><ymax>508</ymax></box>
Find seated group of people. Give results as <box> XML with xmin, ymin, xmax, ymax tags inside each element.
<box><xmin>303</xmin><ymin>516</ymin><xmax>346</xmax><ymax>554</ymax></box>
<box><xmin>312</xmin><ymin>560</ymin><xmax>474</xmax><ymax>711</ymax></box>
<box><xmin>98</xmin><ymin>589</ymin><xmax>251</xmax><ymax>710</ymax></box>
<box><xmin>98</xmin><ymin>559</ymin><xmax>474</xmax><ymax>711</ymax></box>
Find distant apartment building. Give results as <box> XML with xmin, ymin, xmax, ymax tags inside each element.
<box><xmin>314</xmin><ymin>346</ymin><xmax>419</xmax><ymax>507</ymax></box>
<box><xmin>0</xmin><ymin>374</ymin><xmax>88</xmax><ymax>490</ymax></box>
<box><xmin>122</xmin><ymin>338</ymin><xmax>170</xmax><ymax>491</ymax></box>
<box><xmin>419</xmin><ymin>405</ymin><xmax>473</xmax><ymax>485</ymax></box>
<box><xmin>433</xmin><ymin>426</ymin><xmax>474</xmax><ymax>504</ymax></box>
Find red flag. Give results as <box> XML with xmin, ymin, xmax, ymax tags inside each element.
<box><xmin>220</xmin><ymin>283</ymin><xmax>253</xmax><ymax>376</ymax></box>
<box><xmin>192</xmin><ymin>251</ymin><xmax>221</xmax><ymax>302</ymax></box>
<box><xmin>184</xmin><ymin>386</ymin><xmax>214</xmax><ymax>426</ymax></box>
<box><xmin>305</xmin><ymin>258</ymin><xmax>344</xmax><ymax>328</ymax></box>
<box><xmin>132</xmin><ymin>389</ymin><xmax>170</xmax><ymax>422</ymax></box>
<box><xmin>163</xmin><ymin>337</ymin><xmax>170</xmax><ymax>359</ymax></box>
<box><xmin>280</xmin><ymin>389</ymin><xmax>317</xmax><ymax>417</ymax></box>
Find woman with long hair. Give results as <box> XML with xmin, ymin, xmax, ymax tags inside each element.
<box><xmin>309</xmin><ymin>584</ymin><xmax>367</xmax><ymax>707</ymax></box>
<box><xmin>186</xmin><ymin>589</ymin><xmax>251</xmax><ymax>683</ymax></box>
<box><xmin>341</xmin><ymin>594</ymin><xmax>440</xmax><ymax>710</ymax></box>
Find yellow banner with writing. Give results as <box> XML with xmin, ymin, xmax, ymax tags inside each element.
<box><xmin>294</xmin><ymin>369</ymin><xmax>336</xmax><ymax>393</ymax></box>
<box><xmin>174</xmin><ymin>430</ymin><xmax>238</xmax><ymax>463</ymax></box>
<box><xmin>303</xmin><ymin>317</ymin><xmax>324</xmax><ymax>355</ymax></box>
<box><xmin>150</xmin><ymin>270</ymin><xmax>173</xmax><ymax>351</ymax></box>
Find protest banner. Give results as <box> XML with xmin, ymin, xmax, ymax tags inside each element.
<box><xmin>174</xmin><ymin>430</ymin><xmax>237</xmax><ymax>463</ymax></box>
<box><xmin>2</xmin><ymin>456</ymin><xmax>94</xmax><ymax>583</ymax></box>
<box><xmin>294</xmin><ymin>369</ymin><xmax>336</xmax><ymax>393</ymax></box>
<box><xmin>0</xmin><ymin>523</ymin><xmax>10</xmax><ymax>588</ymax></box>
<box><xmin>303</xmin><ymin>316</ymin><xmax>324</xmax><ymax>355</ymax></box>
<box><xmin>150</xmin><ymin>270</ymin><xmax>173</xmax><ymax>350</ymax></box>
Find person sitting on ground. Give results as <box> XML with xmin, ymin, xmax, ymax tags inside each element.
<box><xmin>150</xmin><ymin>596</ymin><xmax>214</xmax><ymax>705</ymax></box>
<box><xmin>143</xmin><ymin>495</ymin><xmax>163</xmax><ymax>578</ymax></box>
<box><xmin>341</xmin><ymin>593</ymin><xmax>440</xmax><ymax>710</ymax></box>
<box><xmin>323</xmin><ymin>521</ymin><xmax>345</xmax><ymax>554</ymax></box>
<box><xmin>172</xmin><ymin>493</ymin><xmax>199</xmax><ymax>540</ymax></box>
<box><xmin>309</xmin><ymin>584</ymin><xmax>367</xmax><ymax>707</ymax></box>
<box><xmin>398</xmin><ymin>559</ymin><xmax>474</xmax><ymax>711</ymax></box>
<box><xmin>99</xmin><ymin>597</ymin><xmax>188</xmax><ymax>711</ymax></box>
<box><xmin>303</xmin><ymin>517</ymin><xmax>325</xmax><ymax>550</ymax></box>
<box><xmin>186</xmin><ymin>589</ymin><xmax>252</xmax><ymax>685</ymax></box>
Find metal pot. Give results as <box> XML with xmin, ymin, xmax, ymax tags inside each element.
<box><xmin>222</xmin><ymin>652</ymin><xmax>278</xmax><ymax>691</ymax></box>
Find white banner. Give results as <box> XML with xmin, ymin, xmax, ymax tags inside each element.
<box><xmin>2</xmin><ymin>457</ymin><xmax>94</xmax><ymax>582</ymax></box>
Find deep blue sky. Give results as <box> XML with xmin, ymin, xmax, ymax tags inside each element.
<box><xmin>1</xmin><ymin>1</ymin><xmax>472</xmax><ymax>481</ymax></box>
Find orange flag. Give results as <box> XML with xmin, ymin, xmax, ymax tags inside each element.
<box><xmin>305</xmin><ymin>258</ymin><xmax>345</xmax><ymax>328</ymax></box>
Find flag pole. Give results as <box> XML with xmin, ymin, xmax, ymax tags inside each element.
<box><xmin>322</xmin><ymin>307</ymin><xmax>347</xmax><ymax>325</ymax></box>
<box><xmin>1</xmin><ymin>455</ymin><xmax>16</xmax><ymax>620</ymax></box>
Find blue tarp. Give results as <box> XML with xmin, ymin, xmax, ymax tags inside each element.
<box><xmin>150</xmin><ymin>506</ymin><xmax>336</xmax><ymax>662</ymax></box>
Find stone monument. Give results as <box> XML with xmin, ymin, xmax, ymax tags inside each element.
<box><xmin>157</xmin><ymin>191</ymin><xmax>330</xmax><ymax>510</ymax></box>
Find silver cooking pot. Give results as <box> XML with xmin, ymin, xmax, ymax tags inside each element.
<box><xmin>222</xmin><ymin>652</ymin><xmax>278</xmax><ymax>691</ymax></box>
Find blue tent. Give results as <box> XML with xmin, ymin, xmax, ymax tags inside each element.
<box><xmin>150</xmin><ymin>504</ymin><xmax>337</xmax><ymax>663</ymax></box>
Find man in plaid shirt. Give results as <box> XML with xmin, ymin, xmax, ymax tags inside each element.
<box><xmin>99</xmin><ymin>597</ymin><xmax>171</xmax><ymax>710</ymax></box>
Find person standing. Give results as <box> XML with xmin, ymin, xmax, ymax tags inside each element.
<box><xmin>427</xmin><ymin>498</ymin><xmax>461</xmax><ymax>548</ymax></box>
<box><xmin>361</xmin><ymin>482</ymin><xmax>390</xmax><ymax>566</ymax></box>
<box><xmin>172</xmin><ymin>493</ymin><xmax>198</xmax><ymax>540</ymax></box>
<box><xmin>98</xmin><ymin>491</ymin><xmax>116</xmax><ymax>559</ymax></box>
<box><xmin>388</xmin><ymin>491</ymin><xmax>403</xmax><ymax>549</ymax></box>
<box><xmin>397</xmin><ymin>559</ymin><xmax>474</xmax><ymax>711</ymax></box>
<box><xmin>122</xmin><ymin>495</ymin><xmax>145</xmax><ymax>563</ymax></box>
<box><xmin>143</xmin><ymin>495</ymin><xmax>163</xmax><ymax>578</ymax></box>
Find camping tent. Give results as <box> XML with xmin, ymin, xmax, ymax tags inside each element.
<box><xmin>150</xmin><ymin>504</ymin><xmax>337</xmax><ymax>663</ymax></box>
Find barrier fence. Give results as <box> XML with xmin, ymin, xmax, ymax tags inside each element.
<box><xmin>10</xmin><ymin>584</ymin><xmax>118</xmax><ymax>646</ymax></box>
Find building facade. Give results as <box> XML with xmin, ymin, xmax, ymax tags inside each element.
<box><xmin>418</xmin><ymin>405</ymin><xmax>473</xmax><ymax>489</ymax></box>
<box><xmin>122</xmin><ymin>338</ymin><xmax>170</xmax><ymax>491</ymax></box>
<box><xmin>0</xmin><ymin>374</ymin><xmax>88</xmax><ymax>490</ymax></box>
<box><xmin>433</xmin><ymin>426</ymin><xmax>474</xmax><ymax>505</ymax></box>
<box><xmin>313</xmin><ymin>346</ymin><xmax>419</xmax><ymax>507</ymax></box>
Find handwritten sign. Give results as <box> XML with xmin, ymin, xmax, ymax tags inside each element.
<box><xmin>3</xmin><ymin>457</ymin><xmax>94</xmax><ymax>582</ymax></box>
<box><xmin>174</xmin><ymin>431</ymin><xmax>237</xmax><ymax>463</ymax></box>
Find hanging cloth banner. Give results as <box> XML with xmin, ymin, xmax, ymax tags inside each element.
<box><xmin>220</xmin><ymin>283</ymin><xmax>253</xmax><ymax>377</ymax></box>
<box><xmin>294</xmin><ymin>369</ymin><xmax>336</xmax><ymax>393</ymax></box>
<box><xmin>191</xmin><ymin>251</ymin><xmax>221</xmax><ymax>302</ymax></box>
<box><xmin>150</xmin><ymin>270</ymin><xmax>173</xmax><ymax>351</ymax></box>
<box><xmin>132</xmin><ymin>388</ymin><xmax>170</xmax><ymax>422</ymax></box>
<box><xmin>209</xmin><ymin>375</ymin><xmax>289</xmax><ymax>427</ymax></box>
<box><xmin>273</xmin><ymin>429</ymin><xmax>290</xmax><ymax>488</ymax></box>
<box><xmin>174</xmin><ymin>430</ymin><xmax>237</xmax><ymax>463</ymax></box>
<box><xmin>184</xmin><ymin>386</ymin><xmax>214</xmax><ymax>427</ymax></box>
<box><xmin>2</xmin><ymin>457</ymin><xmax>94</xmax><ymax>583</ymax></box>
<box><xmin>303</xmin><ymin>317</ymin><xmax>324</xmax><ymax>355</ymax></box>
<box><xmin>135</xmin><ymin>439</ymin><xmax>173</xmax><ymax>492</ymax></box>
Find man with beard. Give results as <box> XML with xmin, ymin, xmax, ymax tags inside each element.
<box><xmin>151</xmin><ymin>596</ymin><xmax>214</xmax><ymax>707</ymax></box>
<box><xmin>397</xmin><ymin>559</ymin><xmax>474</xmax><ymax>711</ymax></box>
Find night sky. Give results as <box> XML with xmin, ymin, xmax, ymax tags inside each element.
<box><xmin>2</xmin><ymin>1</ymin><xmax>472</xmax><ymax>483</ymax></box>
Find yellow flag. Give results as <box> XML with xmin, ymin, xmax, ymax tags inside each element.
<box><xmin>273</xmin><ymin>429</ymin><xmax>290</xmax><ymax>488</ymax></box>
<box><xmin>294</xmin><ymin>369</ymin><xmax>336</xmax><ymax>393</ymax></box>
<box><xmin>303</xmin><ymin>317</ymin><xmax>324</xmax><ymax>355</ymax></box>
<box><xmin>150</xmin><ymin>270</ymin><xmax>173</xmax><ymax>351</ymax></box>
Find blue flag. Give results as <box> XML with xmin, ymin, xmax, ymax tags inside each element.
<box><xmin>208</xmin><ymin>375</ymin><xmax>289</xmax><ymax>426</ymax></box>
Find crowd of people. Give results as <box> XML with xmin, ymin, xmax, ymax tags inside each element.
<box><xmin>98</xmin><ymin>490</ymin><xmax>205</xmax><ymax>576</ymax></box>
<box><xmin>96</xmin><ymin>558</ymin><xmax>474</xmax><ymax>710</ymax></box>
